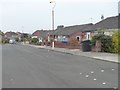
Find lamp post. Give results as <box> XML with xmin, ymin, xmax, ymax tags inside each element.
<box><xmin>50</xmin><ymin>1</ymin><xmax>56</xmax><ymax>49</ymax></box>
<box><xmin>50</xmin><ymin>1</ymin><xmax>56</xmax><ymax>31</ymax></box>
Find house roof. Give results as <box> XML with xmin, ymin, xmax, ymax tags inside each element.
<box><xmin>32</xmin><ymin>30</ymin><xmax>54</xmax><ymax>39</ymax></box>
<box><xmin>51</xmin><ymin>23</ymin><xmax>94</xmax><ymax>36</ymax></box>
<box><xmin>32</xmin><ymin>16</ymin><xmax>118</xmax><ymax>37</ymax></box>
<box><xmin>5</xmin><ymin>31</ymin><xmax>17</xmax><ymax>37</ymax></box>
<box><xmin>93</xmin><ymin>16</ymin><xmax>118</xmax><ymax>30</ymax></box>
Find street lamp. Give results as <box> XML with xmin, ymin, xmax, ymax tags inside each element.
<box><xmin>50</xmin><ymin>1</ymin><xmax>56</xmax><ymax>31</ymax></box>
<box><xmin>50</xmin><ymin>1</ymin><xmax>56</xmax><ymax>49</ymax></box>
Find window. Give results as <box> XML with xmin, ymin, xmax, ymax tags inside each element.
<box><xmin>86</xmin><ymin>32</ymin><xmax>90</xmax><ymax>40</ymax></box>
<box><xmin>76</xmin><ymin>36</ymin><xmax>80</xmax><ymax>41</ymax></box>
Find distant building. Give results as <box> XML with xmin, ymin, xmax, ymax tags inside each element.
<box><xmin>32</xmin><ymin>30</ymin><xmax>54</xmax><ymax>43</ymax></box>
<box><xmin>4</xmin><ymin>31</ymin><xmax>23</xmax><ymax>41</ymax></box>
<box><xmin>4</xmin><ymin>31</ymin><xmax>18</xmax><ymax>40</ymax></box>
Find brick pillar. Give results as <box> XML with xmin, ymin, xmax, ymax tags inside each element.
<box><xmin>95</xmin><ymin>40</ymin><xmax>101</xmax><ymax>52</ymax></box>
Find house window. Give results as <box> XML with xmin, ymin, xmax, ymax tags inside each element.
<box><xmin>76</xmin><ymin>36</ymin><xmax>80</xmax><ymax>41</ymax></box>
<box><xmin>63</xmin><ymin>36</ymin><xmax>66</xmax><ymax>38</ymax></box>
<box><xmin>86</xmin><ymin>32</ymin><xmax>90</xmax><ymax>40</ymax></box>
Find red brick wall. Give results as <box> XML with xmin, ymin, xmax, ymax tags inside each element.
<box><xmin>69</xmin><ymin>32</ymin><xmax>87</xmax><ymax>43</ymax></box>
<box><xmin>70</xmin><ymin>32</ymin><xmax>93</xmax><ymax>41</ymax></box>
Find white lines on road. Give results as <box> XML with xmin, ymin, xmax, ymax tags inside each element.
<box><xmin>90</xmin><ymin>71</ymin><xmax>94</xmax><ymax>74</ymax></box>
<box><xmin>80</xmin><ymin>73</ymin><xmax>82</xmax><ymax>75</ymax></box>
<box><xmin>112</xmin><ymin>69</ymin><xmax>115</xmax><ymax>71</ymax></box>
<box><xmin>79</xmin><ymin>69</ymin><xmax>117</xmax><ymax>88</ymax></box>
<box><xmin>93</xmin><ymin>78</ymin><xmax>97</xmax><ymax>81</ymax></box>
<box><xmin>102</xmin><ymin>82</ymin><xmax>106</xmax><ymax>85</ymax></box>
<box><xmin>85</xmin><ymin>75</ymin><xmax>89</xmax><ymax>78</ymax></box>
<box><xmin>101</xmin><ymin>69</ymin><xmax>104</xmax><ymax>72</ymax></box>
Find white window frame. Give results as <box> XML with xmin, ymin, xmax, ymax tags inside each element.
<box><xmin>86</xmin><ymin>32</ymin><xmax>90</xmax><ymax>40</ymax></box>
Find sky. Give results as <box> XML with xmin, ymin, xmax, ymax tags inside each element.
<box><xmin>0</xmin><ymin>0</ymin><xmax>119</xmax><ymax>33</ymax></box>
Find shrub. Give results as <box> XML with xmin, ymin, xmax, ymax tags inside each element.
<box><xmin>112</xmin><ymin>30</ymin><xmax>120</xmax><ymax>53</ymax></box>
<box><xmin>69</xmin><ymin>38</ymin><xmax>79</xmax><ymax>46</ymax></box>
<box><xmin>30</xmin><ymin>38</ymin><xmax>39</xmax><ymax>44</ymax></box>
<box><xmin>91</xmin><ymin>34</ymin><xmax>113</xmax><ymax>53</ymax></box>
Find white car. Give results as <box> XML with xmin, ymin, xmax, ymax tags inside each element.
<box><xmin>9</xmin><ymin>39</ymin><xmax>16</xmax><ymax>44</ymax></box>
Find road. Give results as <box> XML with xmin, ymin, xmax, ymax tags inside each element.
<box><xmin>2</xmin><ymin>44</ymin><xmax>118</xmax><ymax>88</ymax></box>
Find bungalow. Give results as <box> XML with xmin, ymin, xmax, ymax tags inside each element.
<box><xmin>32</xmin><ymin>30</ymin><xmax>54</xmax><ymax>43</ymax></box>
<box><xmin>51</xmin><ymin>23</ymin><xmax>94</xmax><ymax>43</ymax></box>
<box><xmin>4</xmin><ymin>31</ymin><xmax>18</xmax><ymax>40</ymax></box>
<box><xmin>93</xmin><ymin>16</ymin><xmax>118</xmax><ymax>36</ymax></box>
<box><xmin>4</xmin><ymin>31</ymin><xmax>23</xmax><ymax>41</ymax></box>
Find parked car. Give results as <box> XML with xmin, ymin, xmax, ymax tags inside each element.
<box><xmin>9</xmin><ymin>39</ymin><xmax>16</xmax><ymax>44</ymax></box>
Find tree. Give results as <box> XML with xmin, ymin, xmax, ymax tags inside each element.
<box><xmin>0</xmin><ymin>31</ymin><xmax>4</xmax><ymax>36</ymax></box>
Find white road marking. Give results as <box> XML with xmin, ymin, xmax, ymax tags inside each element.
<box><xmin>101</xmin><ymin>70</ymin><xmax>104</xmax><ymax>72</ymax></box>
<box><xmin>85</xmin><ymin>75</ymin><xmax>89</xmax><ymax>78</ymax></box>
<box><xmin>93</xmin><ymin>78</ymin><xmax>97</xmax><ymax>81</ymax></box>
<box><xmin>102</xmin><ymin>82</ymin><xmax>106</xmax><ymax>85</ymax></box>
<box><xmin>91</xmin><ymin>71</ymin><xmax>94</xmax><ymax>74</ymax></box>
<box><xmin>112</xmin><ymin>69</ymin><xmax>115</xmax><ymax>71</ymax></box>
<box><xmin>80</xmin><ymin>73</ymin><xmax>82</xmax><ymax>75</ymax></box>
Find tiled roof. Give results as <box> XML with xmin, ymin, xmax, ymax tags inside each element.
<box><xmin>93</xmin><ymin>16</ymin><xmax>118</xmax><ymax>30</ymax></box>
<box><xmin>32</xmin><ymin>16</ymin><xmax>118</xmax><ymax>37</ymax></box>
<box><xmin>51</xmin><ymin>23</ymin><xmax>94</xmax><ymax>36</ymax></box>
<box><xmin>32</xmin><ymin>30</ymin><xmax>54</xmax><ymax>39</ymax></box>
<box><xmin>5</xmin><ymin>31</ymin><xmax>17</xmax><ymax>37</ymax></box>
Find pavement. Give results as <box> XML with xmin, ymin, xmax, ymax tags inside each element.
<box><xmin>25</xmin><ymin>44</ymin><xmax>119</xmax><ymax>63</ymax></box>
<box><xmin>2</xmin><ymin>44</ymin><xmax>118</xmax><ymax>88</ymax></box>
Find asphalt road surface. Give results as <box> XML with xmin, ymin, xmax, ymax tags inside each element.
<box><xmin>2</xmin><ymin>44</ymin><xmax>118</xmax><ymax>88</ymax></box>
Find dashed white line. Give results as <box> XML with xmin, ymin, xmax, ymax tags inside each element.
<box><xmin>102</xmin><ymin>82</ymin><xmax>106</xmax><ymax>85</ymax></box>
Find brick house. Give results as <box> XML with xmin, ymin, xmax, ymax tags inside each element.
<box><xmin>31</xmin><ymin>15</ymin><xmax>118</xmax><ymax>49</ymax></box>
<box><xmin>4</xmin><ymin>31</ymin><xmax>23</xmax><ymax>41</ymax></box>
<box><xmin>32</xmin><ymin>30</ymin><xmax>54</xmax><ymax>44</ymax></box>
<box><xmin>50</xmin><ymin>23</ymin><xmax>94</xmax><ymax>49</ymax></box>
<box><xmin>4</xmin><ymin>31</ymin><xmax>18</xmax><ymax>40</ymax></box>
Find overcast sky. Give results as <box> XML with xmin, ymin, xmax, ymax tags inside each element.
<box><xmin>0</xmin><ymin>0</ymin><xmax>119</xmax><ymax>33</ymax></box>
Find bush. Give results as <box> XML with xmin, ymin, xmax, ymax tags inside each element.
<box><xmin>112</xmin><ymin>30</ymin><xmax>120</xmax><ymax>53</ymax></box>
<box><xmin>69</xmin><ymin>38</ymin><xmax>79</xmax><ymax>46</ymax></box>
<box><xmin>30</xmin><ymin>38</ymin><xmax>39</xmax><ymax>44</ymax></box>
<box><xmin>2</xmin><ymin>38</ymin><xmax>9</xmax><ymax>44</ymax></box>
<box><xmin>91</xmin><ymin>34</ymin><xmax>113</xmax><ymax>53</ymax></box>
